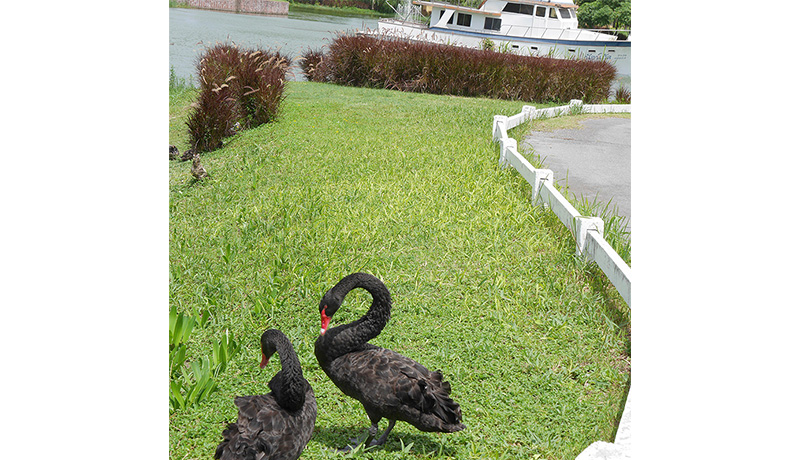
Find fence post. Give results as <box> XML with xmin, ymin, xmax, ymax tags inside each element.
<box><xmin>499</xmin><ymin>138</ymin><xmax>517</xmax><ymax>169</ymax></box>
<box><xmin>569</xmin><ymin>99</ymin><xmax>583</xmax><ymax>115</ymax></box>
<box><xmin>574</xmin><ymin>216</ymin><xmax>604</xmax><ymax>256</ymax></box>
<box><xmin>531</xmin><ymin>168</ymin><xmax>553</xmax><ymax>207</ymax></box>
<box><xmin>493</xmin><ymin>115</ymin><xmax>508</xmax><ymax>143</ymax></box>
<box><xmin>522</xmin><ymin>105</ymin><xmax>536</xmax><ymax>122</ymax></box>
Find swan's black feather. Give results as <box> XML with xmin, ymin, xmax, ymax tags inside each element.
<box><xmin>215</xmin><ymin>329</ymin><xmax>316</xmax><ymax>460</ymax></box>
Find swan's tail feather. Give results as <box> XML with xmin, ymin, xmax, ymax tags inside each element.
<box><xmin>215</xmin><ymin>422</ymin><xmax>265</xmax><ymax>460</ymax></box>
<box><xmin>423</xmin><ymin>371</ymin><xmax>463</xmax><ymax>430</ymax></box>
<box><xmin>214</xmin><ymin>423</ymin><xmax>238</xmax><ymax>459</ymax></box>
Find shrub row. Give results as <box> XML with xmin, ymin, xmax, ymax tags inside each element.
<box><xmin>187</xmin><ymin>43</ymin><xmax>290</xmax><ymax>152</ymax></box>
<box><xmin>302</xmin><ymin>33</ymin><xmax>616</xmax><ymax>103</ymax></box>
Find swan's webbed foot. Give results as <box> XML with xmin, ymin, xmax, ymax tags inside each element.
<box><xmin>335</xmin><ymin>424</ymin><xmax>378</xmax><ymax>453</ymax></box>
<box><xmin>373</xmin><ymin>419</ymin><xmax>396</xmax><ymax>446</ymax></box>
<box><xmin>335</xmin><ymin>420</ymin><xmax>397</xmax><ymax>453</ymax></box>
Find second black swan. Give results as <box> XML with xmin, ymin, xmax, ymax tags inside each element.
<box><xmin>215</xmin><ymin>329</ymin><xmax>317</xmax><ymax>460</ymax></box>
<box><xmin>314</xmin><ymin>272</ymin><xmax>464</xmax><ymax>449</ymax></box>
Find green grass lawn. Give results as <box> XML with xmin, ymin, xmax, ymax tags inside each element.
<box><xmin>169</xmin><ymin>82</ymin><xmax>631</xmax><ymax>460</ymax></box>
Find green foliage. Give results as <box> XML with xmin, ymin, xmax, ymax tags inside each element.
<box><xmin>169</xmin><ymin>305</ymin><xmax>238</xmax><ymax>413</ymax></box>
<box><xmin>576</xmin><ymin>0</ymin><xmax>631</xmax><ymax>30</ymax></box>
<box><xmin>302</xmin><ymin>34</ymin><xmax>616</xmax><ymax>103</ymax></box>
<box><xmin>169</xmin><ymin>304</ymin><xmax>196</xmax><ymax>350</ymax></box>
<box><xmin>169</xmin><ymin>356</ymin><xmax>220</xmax><ymax>413</ymax></box>
<box><xmin>210</xmin><ymin>330</ymin><xmax>240</xmax><ymax>374</ymax></box>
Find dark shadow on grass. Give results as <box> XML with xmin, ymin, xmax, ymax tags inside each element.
<box><xmin>583</xmin><ymin>262</ymin><xmax>631</xmax><ymax>355</ymax></box>
<box><xmin>610</xmin><ymin>377</ymin><xmax>631</xmax><ymax>441</ymax></box>
<box><xmin>310</xmin><ymin>425</ymin><xmax>458</xmax><ymax>456</ymax></box>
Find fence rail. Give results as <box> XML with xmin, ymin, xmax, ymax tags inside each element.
<box><xmin>493</xmin><ymin>100</ymin><xmax>632</xmax><ymax>460</ymax></box>
<box><xmin>492</xmin><ymin>99</ymin><xmax>631</xmax><ymax>306</ymax></box>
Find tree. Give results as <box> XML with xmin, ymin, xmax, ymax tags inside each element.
<box><xmin>575</xmin><ymin>0</ymin><xmax>631</xmax><ymax>30</ymax></box>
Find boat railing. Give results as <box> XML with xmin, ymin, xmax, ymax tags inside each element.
<box><xmin>500</xmin><ymin>25</ymin><xmax>628</xmax><ymax>41</ymax></box>
<box><xmin>379</xmin><ymin>16</ymin><xmax>631</xmax><ymax>42</ymax></box>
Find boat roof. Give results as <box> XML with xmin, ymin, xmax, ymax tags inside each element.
<box><xmin>412</xmin><ymin>1</ymin><xmax>500</xmax><ymax>16</ymax></box>
<box><xmin>412</xmin><ymin>0</ymin><xmax>578</xmax><ymax>11</ymax></box>
<box><xmin>514</xmin><ymin>0</ymin><xmax>578</xmax><ymax>9</ymax></box>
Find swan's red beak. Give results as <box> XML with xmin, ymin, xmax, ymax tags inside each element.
<box><xmin>260</xmin><ymin>353</ymin><xmax>269</xmax><ymax>369</ymax></box>
<box><xmin>320</xmin><ymin>306</ymin><xmax>331</xmax><ymax>335</ymax></box>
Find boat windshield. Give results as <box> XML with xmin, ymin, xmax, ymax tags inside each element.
<box><xmin>502</xmin><ymin>2</ymin><xmax>534</xmax><ymax>15</ymax></box>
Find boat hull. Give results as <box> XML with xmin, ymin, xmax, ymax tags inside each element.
<box><xmin>375</xmin><ymin>19</ymin><xmax>630</xmax><ymax>76</ymax></box>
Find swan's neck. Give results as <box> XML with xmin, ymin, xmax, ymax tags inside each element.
<box><xmin>270</xmin><ymin>337</ymin><xmax>307</xmax><ymax>411</ymax></box>
<box><xmin>316</xmin><ymin>273</ymin><xmax>391</xmax><ymax>365</ymax></box>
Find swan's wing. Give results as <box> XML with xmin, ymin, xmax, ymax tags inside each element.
<box><xmin>331</xmin><ymin>347</ymin><xmax>462</xmax><ymax>429</ymax></box>
<box><xmin>220</xmin><ymin>390</ymin><xmax>316</xmax><ymax>460</ymax></box>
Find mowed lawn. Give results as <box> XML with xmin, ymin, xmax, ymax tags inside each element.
<box><xmin>169</xmin><ymin>81</ymin><xmax>631</xmax><ymax>460</ymax></box>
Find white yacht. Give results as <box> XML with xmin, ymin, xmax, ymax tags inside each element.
<box><xmin>375</xmin><ymin>0</ymin><xmax>630</xmax><ymax>75</ymax></box>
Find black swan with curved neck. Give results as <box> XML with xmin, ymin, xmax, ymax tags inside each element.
<box><xmin>314</xmin><ymin>273</ymin><xmax>464</xmax><ymax>449</ymax></box>
<box><xmin>215</xmin><ymin>329</ymin><xmax>317</xmax><ymax>460</ymax></box>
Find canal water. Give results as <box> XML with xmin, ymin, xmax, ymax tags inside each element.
<box><xmin>169</xmin><ymin>7</ymin><xmax>379</xmax><ymax>83</ymax></box>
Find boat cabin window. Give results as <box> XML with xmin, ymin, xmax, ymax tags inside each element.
<box><xmin>502</xmin><ymin>2</ymin><xmax>533</xmax><ymax>15</ymax></box>
<box><xmin>535</xmin><ymin>6</ymin><xmax>546</xmax><ymax>17</ymax></box>
<box><xmin>484</xmin><ymin>17</ymin><xmax>501</xmax><ymax>30</ymax></box>
<box><xmin>457</xmin><ymin>13</ymin><xmax>472</xmax><ymax>27</ymax></box>
<box><xmin>438</xmin><ymin>10</ymin><xmax>454</xmax><ymax>24</ymax></box>
<box><xmin>549</xmin><ymin>7</ymin><xmax>558</xmax><ymax>18</ymax></box>
<box><xmin>559</xmin><ymin>8</ymin><xmax>573</xmax><ymax>19</ymax></box>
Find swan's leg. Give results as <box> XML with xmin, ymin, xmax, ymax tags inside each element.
<box><xmin>372</xmin><ymin>419</ymin><xmax>396</xmax><ymax>446</ymax></box>
<box><xmin>339</xmin><ymin>423</ymin><xmax>379</xmax><ymax>452</ymax></box>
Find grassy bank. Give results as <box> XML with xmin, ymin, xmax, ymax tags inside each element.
<box><xmin>169</xmin><ymin>82</ymin><xmax>630</xmax><ymax>459</ymax></box>
<box><xmin>289</xmin><ymin>2</ymin><xmax>390</xmax><ymax>18</ymax></box>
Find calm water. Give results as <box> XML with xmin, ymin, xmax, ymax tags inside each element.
<box><xmin>169</xmin><ymin>7</ymin><xmax>379</xmax><ymax>83</ymax></box>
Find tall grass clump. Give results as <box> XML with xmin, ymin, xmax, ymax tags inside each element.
<box><xmin>186</xmin><ymin>43</ymin><xmax>290</xmax><ymax>152</ymax></box>
<box><xmin>234</xmin><ymin>49</ymin><xmax>291</xmax><ymax>128</ymax></box>
<box><xmin>186</xmin><ymin>79</ymin><xmax>239</xmax><ymax>152</ymax></box>
<box><xmin>298</xmin><ymin>47</ymin><xmax>327</xmax><ymax>82</ymax></box>
<box><xmin>614</xmin><ymin>85</ymin><xmax>631</xmax><ymax>103</ymax></box>
<box><xmin>301</xmin><ymin>33</ymin><xmax>616</xmax><ymax>103</ymax></box>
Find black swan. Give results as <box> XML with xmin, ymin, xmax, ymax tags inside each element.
<box><xmin>314</xmin><ymin>273</ymin><xmax>465</xmax><ymax>449</ymax></box>
<box><xmin>215</xmin><ymin>329</ymin><xmax>317</xmax><ymax>460</ymax></box>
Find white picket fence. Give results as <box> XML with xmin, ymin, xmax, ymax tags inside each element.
<box><xmin>493</xmin><ymin>100</ymin><xmax>632</xmax><ymax>460</ymax></box>
<box><xmin>492</xmin><ymin>100</ymin><xmax>632</xmax><ymax>306</ymax></box>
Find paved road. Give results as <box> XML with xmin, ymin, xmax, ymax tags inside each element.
<box><xmin>520</xmin><ymin>117</ymin><xmax>631</xmax><ymax>231</ymax></box>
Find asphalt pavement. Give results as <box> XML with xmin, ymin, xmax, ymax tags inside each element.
<box><xmin>520</xmin><ymin>117</ymin><xmax>631</xmax><ymax>231</ymax></box>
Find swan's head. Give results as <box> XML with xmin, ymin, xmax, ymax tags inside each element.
<box><xmin>318</xmin><ymin>289</ymin><xmax>343</xmax><ymax>335</ymax></box>
<box><xmin>260</xmin><ymin>329</ymin><xmax>279</xmax><ymax>369</ymax></box>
